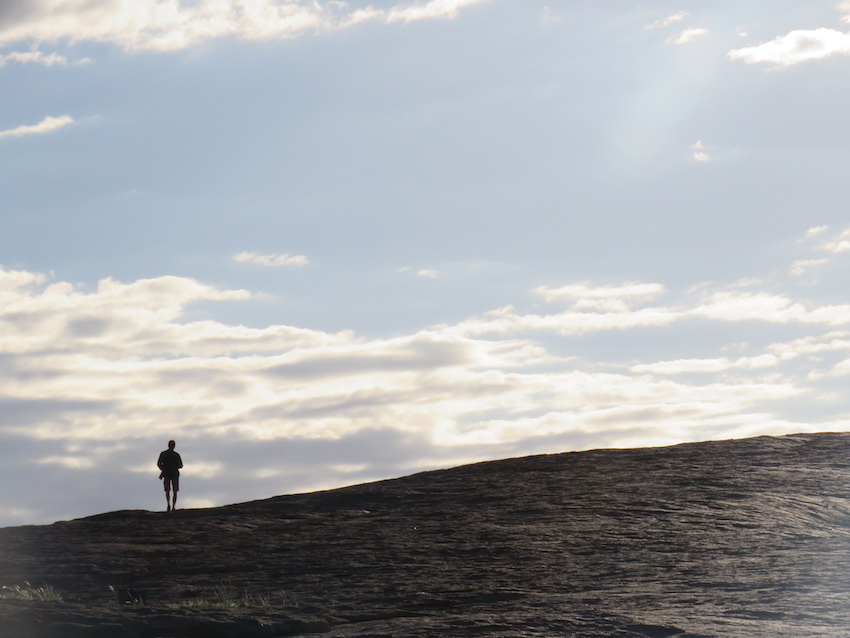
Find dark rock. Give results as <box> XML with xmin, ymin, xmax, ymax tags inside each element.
<box><xmin>3</xmin><ymin>432</ymin><xmax>850</xmax><ymax>636</ymax></box>
<box><xmin>624</xmin><ymin>624</ymin><xmax>684</xmax><ymax>637</ymax></box>
<box><xmin>113</xmin><ymin>588</ymin><xmax>147</xmax><ymax>605</ymax></box>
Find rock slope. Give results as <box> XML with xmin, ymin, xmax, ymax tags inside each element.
<box><xmin>3</xmin><ymin>432</ymin><xmax>850</xmax><ymax>637</ymax></box>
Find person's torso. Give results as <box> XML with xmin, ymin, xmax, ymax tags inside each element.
<box><xmin>160</xmin><ymin>450</ymin><xmax>181</xmax><ymax>475</ymax></box>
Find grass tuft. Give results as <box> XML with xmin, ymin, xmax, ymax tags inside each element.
<box><xmin>1</xmin><ymin>582</ymin><xmax>63</xmax><ymax>602</ymax></box>
<box><xmin>170</xmin><ymin>580</ymin><xmax>294</xmax><ymax>610</ymax></box>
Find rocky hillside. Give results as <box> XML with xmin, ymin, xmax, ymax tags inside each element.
<box><xmin>2</xmin><ymin>432</ymin><xmax>850</xmax><ymax>637</ymax></box>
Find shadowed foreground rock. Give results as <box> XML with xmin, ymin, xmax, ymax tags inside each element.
<box><xmin>3</xmin><ymin>432</ymin><xmax>850</xmax><ymax>637</ymax></box>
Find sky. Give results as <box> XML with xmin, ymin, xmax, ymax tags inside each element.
<box><xmin>2</xmin><ymin>0</ymin><xmax>850</xmax><ymax>526</ymax></box>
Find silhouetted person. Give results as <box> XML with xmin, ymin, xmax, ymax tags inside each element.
<box><xmin>157</xmin><ymin>440</ymin><xmax>183</xmax><ymax>512</ymax></box>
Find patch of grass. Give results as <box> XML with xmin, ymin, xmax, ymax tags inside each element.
<box><xmin>1</xmin><ymin>582</ymin><xmax>63</xmax><ymax>602</ymax></box>
<box><xmin>171</xmin><ymin>580</ymin><xmax>294</xmax><ymax>610</ymax></box>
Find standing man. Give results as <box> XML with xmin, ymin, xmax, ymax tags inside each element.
<box><xmin>157</xmin><ymin>440</ymin><xmax>183</xmax><ymax>512</ymax></box>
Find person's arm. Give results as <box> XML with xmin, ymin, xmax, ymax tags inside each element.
<box><xmin>177</xmin><ymin>453</ymin><xmax>183</xmax><ymax>469</ymax></box>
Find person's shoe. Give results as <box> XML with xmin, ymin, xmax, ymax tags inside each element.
<box><xmin>167</xmin><ymin>505</ymin><xmax>171</xmax><ymax>512</ymax></box>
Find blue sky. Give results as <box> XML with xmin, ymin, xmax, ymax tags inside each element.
<box><xmin>3</xmin><ymin>0</ymin><xmax>850</xmax><ymax>526</ymax></box>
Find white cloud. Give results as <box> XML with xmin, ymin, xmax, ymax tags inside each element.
<box><xmin>454</xmin><ymin>283</ymin><xmax>850</xmax><ymax>341</ymax></box>
<box><xmin>38</xmin><ymin>455</ymin><xmax>95</xmax><ymax>470</ymax></box>
<box><xmin>665</xmin><ymin>27</ymin><xmax>708</xmax><ymax>45</ymax></box>
<box><xmin>533</xmin><ymin>282</ymin><xmax>665</xmax><ymax>303</ymax></box>
<box><xmin>386</xmin><ymin>0</ymin><xmax>483</xmax><ymax>23</ymax></box>
<box><xmin>0</xmin><ymin>267</ymin><xmax>46</xmax><ymax>290</ymax></box>
<box><xmin>690</xmin><ymin>140</ymin><xmax>711</xmax><ymax>162</ymax></box>
<box><xmin>827</xmin><ymin>358</ymin><xmax>850</xmax><ymax>376</ymax></box>
<box><xmin>765</xmin><ymin>331</ymin><xmax>850</xmax><ymax>361</ymax></box>
<box><xmin>728</xmin><ymin>28</ymin><xmax>850</xmax><ymax>66</ymax></box>
<box><xmin>804</xmin><ymin>225</ymin><xmax>829</xmax><ymax>240</ymax></box>
<box><xmin>5</xmin><ymin>265</ymin><xmax>850</xmax><ymax>525</ymax></box>
<box><xmin>0</xmin><ymin>115</ymin><xmax>75</xmax><ymax>139</ymax></box>
<box><xmin>818</xmin><ymin>228</ymin><xmax>850</xmax><ymax>254</ymax></box>
<box><xmin>790</xmin><ymin>259</ymin><xmax>828</xmax><ymax>277</ymax></box>
<box><xmin>0</xmin><ymin>50</ymin><xmax>68</xmax><ymax>67</ymax></box>
<box><xmin>692</xmin><ymin>291</ymin><xmax>850</xmax><ymax>325</ymax></box>
<box><xmin>541</xmin><ymin>6</ymin><xmax>561</xmax><ymax>25</ymax></box>
<box><xmin>453</xmin><ymin>304</ymin><xmax>682</xmax><ymax>338</ymax></box>
<box><xmin>645</xmin><ymin>11</ymin><xmax>689</xmax><ymax>31</ymax></box>
<box><xmin>400</xmin><ymin>267</ymin><xmax>441</xmax><ymax>278</ymax></box>
<box><xmin>233</xmin><ymin>251</ymin><xmax>309</xmax><ymax>267</ymax></box>
<box><xmin>632</xmin><ymin>354</ymin><xmax>779</xmax><ymax>375</ymax></box>
<box><xmin>0</xmin><ymin>0</ymin><xmax>489</xmax><ymax>52</ymax></box>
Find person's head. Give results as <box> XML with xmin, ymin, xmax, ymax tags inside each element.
<box><xmin>168</xmin><ymin>440</ymin><xmax>176</xmax><ymax>450</ymax></box>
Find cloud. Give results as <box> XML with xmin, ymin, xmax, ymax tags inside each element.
<box><xmin>6</xmin><ymin>262</ymin><xmax>850</xmax><ymax>525</ymax></box>
<box><xmin>631</xmin><ymin>355</ymin><xmax>779</xmax><ymax>375</ymax></box>
<box><xmin>765</xmin><ymin>331</ymin><xmax>850</xmax><ymax>361</ymax></box>
<box><xmin>533</xmin><ymin>282</ymin><xmax>665</xmax><ymax>303</ymax></box>
<box><xmin>0</xmin><ymin>49</ymin><xmax>67</xmax><ymax>67</ymax></box>
<box><xmin>790</xmin><ymin>225</ymin><xmax>850</xmax><ymax>279</ymax></box>
<box><xmin>400</xmin><ymin>267</ymin><xmax>440</xmax><ymax>278</ymax></box>
<box><xmin>690</xmin><ymin>140</ymin><xmax>711</xmax><ymax>162</ymax></box>
<box><xmin>385</xmin><ymin>0</ymin><xmax>484</xmax><ymax>23</ymax></box>
<box><xmin>818</xmin><ymin>228</ymin><xmax>850</xmax><ymax>254</ymax></box>
<box><xmin>804</xmin><ymin>225</ymin><xmax>829</xmax><ymax>240</ymax></box>
<box><xmin>692</xmin><ymin>291</ymin><xmax>850</xmax><ymax>325</ymax></box>
<box><xmin>0</xmin><ymin>267</ymin><xmax>46</xmax><ymax>289</ymax></box>
<box><xmin>790</xmin><ymin>259</ymin><xmax>828</xmax><ymax>277</ymax></box>
<box><xmin>453</xmin><ymin>281</ymin><xmax>850</xmax><ymax>340</ymax></box>
<box><xmin>541</xmin><ymin>6</ymin><xmax>561</xmax><ymax>25</ymax></box>
<box><xmin>528</xmin><ymin>282</ymin><xmax>662</xmax><ymax>314</ymax></box>
<box><xmin>0</xmin><ymin>0</ymin><xmax>489</xmax><ymax>52</ymax></box>
<box><xmin>728</xmin><ymin>28</ymin><xmax>850</xmax><ymax>66</ymax></box>
<box><xmin>645</xmin><ymin>11</ymin><xmax>689</xmax><ymax>30</ymax></box>
<box><xmin>233</xmin><ymin>251</ymin><xmax>309</xmax><ymax>267</ymax></box>
<box><xmin>665</xmin><ymin>27</ymin><xmax>708</xmax><ymax>45</ymax></box>
<box><xmin>452</xmin><ymin>304</ymin><xmax>681</xmax><ymax>338</ymax></box>
<box><xmin>38</xmin><ymin>454</ymin><xmax>94</xmax><ymax>470</ymax></box>
<box><xmin>0</xmin><ymin>115</ymin><xmax>75</xmax><ymax>139</ymax></box>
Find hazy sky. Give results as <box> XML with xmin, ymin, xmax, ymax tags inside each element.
<box><xmin>3</xmin><ymin>0</ymin><xmax>850</xmax><ymax>526</ymax></box>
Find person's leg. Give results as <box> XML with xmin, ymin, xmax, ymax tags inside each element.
<box><xmin>171</xmin><ymin>475</ymin><xmax>179</xmax><ymax>511</ymax></box>
<box><xmin>164</xmin><ymin>488</ymin><xmax>171</xmax><ymax>511</ymax></box>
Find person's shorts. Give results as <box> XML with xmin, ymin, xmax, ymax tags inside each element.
<box><xmin>163</xmin><ymin>475</ymin><xmax>179</xmax><ymax>492</ymax></box>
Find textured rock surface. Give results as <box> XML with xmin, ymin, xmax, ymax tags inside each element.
<box><xmin>3</xmin><ymin>432</ymin><xmax>850</xmax><ymax>636</ymax></box>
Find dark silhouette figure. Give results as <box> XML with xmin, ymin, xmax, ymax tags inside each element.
<box><xmin>157</xmin><ymin>440</ymin><xmax>183</xmax><ymax>512</ymax></box>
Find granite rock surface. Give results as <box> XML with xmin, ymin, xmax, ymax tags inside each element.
<box><xmin>3</xmin><ymin>432</ymin><xmax>850</xmax><ymax>636</ymax></box>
